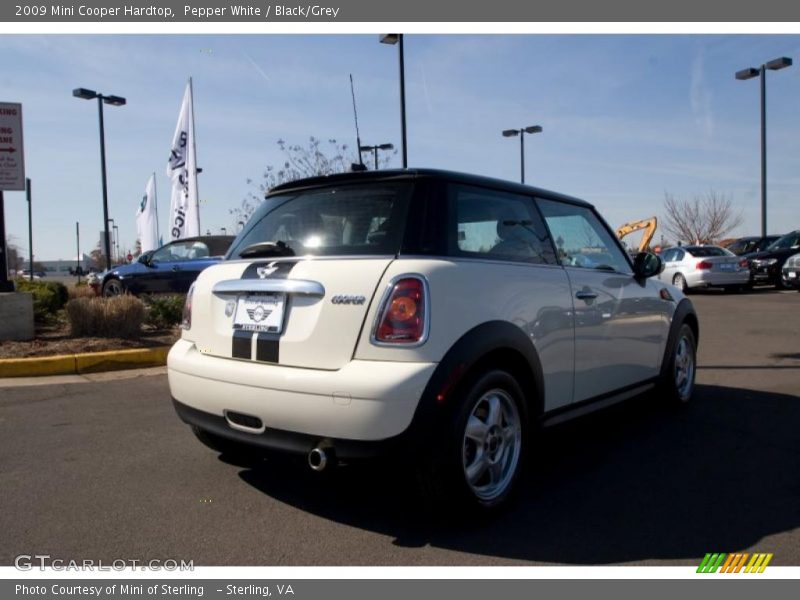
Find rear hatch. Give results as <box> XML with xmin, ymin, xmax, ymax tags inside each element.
<box><xmin>189</xmin><ymin>178</ymin><xmax>413</xmax><ymax>370</ymax></box>
<box><xmin>191</xmin><ymin>257</ymin><xmax>392</xmax><ymax>370</ymax></box>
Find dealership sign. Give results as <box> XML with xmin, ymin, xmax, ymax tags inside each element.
<box><xmin>0</xmin><ymin>102</ymin><xmax>25</xmax><ymax>191</ymax></box>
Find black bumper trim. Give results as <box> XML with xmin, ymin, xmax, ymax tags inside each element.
<box><xmin>172</xmin><ymin>398</ymin><xmax>406</xmax><ymax>460</ymax></box>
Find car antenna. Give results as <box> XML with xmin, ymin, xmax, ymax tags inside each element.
<box><xmin>350</xmin><ymin>74</ymin><xmax>367</xmax><ymax>172</ymax></box>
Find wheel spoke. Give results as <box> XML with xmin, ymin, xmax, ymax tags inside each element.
<box><xmin>465</xmin><ymin>415</ymin><xmax>488</xmax><ymax>443</ymax></box>
<box><xmin>465</xmin><ymin>450</ymin><xmax>488</xmax><ymax>485</ymax></box>
<box><xmin>486</xmin><ymin>395</ymin><xmax>502</xmax><ymax>428</ymax></box>
<box><xmin>503</xmin><ymin>425</ymin><xmax>517</xmax><ymax>445</ymax></box>
<box><xmin>488</xmin><ymin>457</ymin><xmax>504</xmax><ymax>485</ymax></box>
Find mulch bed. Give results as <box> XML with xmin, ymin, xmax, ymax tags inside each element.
<box><xmin>0</xmin><ymin>321</ymin><xmax>180</xmax><ymax>359</ymax></box>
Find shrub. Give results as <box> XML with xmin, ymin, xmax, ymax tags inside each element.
<box><xmin>68</xmin><ymin>284</ymin><xmax>96</xmax><ymax>300</ymax></box>
<box><xmin>65</xmin><ymin>296</ymin><xmax>145</xmax><ymax>339</ymax></box>
<box><xmin>15</xmin><ymin>279</ymin><xmax>69</xmax><ymax>322</ymax></box>
<box><xmin>144</xmin><ymin>294</ymin><xmax>186</xmax><ymax>329</ymax></box>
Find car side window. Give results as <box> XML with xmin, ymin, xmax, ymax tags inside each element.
<box><xmin>448</xmin><ymin>184</ymin><xmax>557</xmax><ymax>265</ymax></box>
<box><xmin>151</xmin><ymin>241</ymin><xmax>209</xmax><ymax>263</ymax></box>
<box><xmin>150</xmin><ymin>243</ymin><xmax>176</xmax><ymax>263</ymax></box>
<box><xmin>661</xmin><ymin>248</ymin><xmax>676</xmax><ymax>262</ymax></box>
<box><xmin>536</xmin><ymin>198</ymin><xmax>632</xmax><ymax>274</ymax></box>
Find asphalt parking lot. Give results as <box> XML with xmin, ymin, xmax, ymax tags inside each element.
<box><xmin>1</xmin><ymin>289</ymin><xmax>798</xmax><ymax>566</ymax></box>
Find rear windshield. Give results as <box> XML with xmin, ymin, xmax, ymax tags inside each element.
<box><xmin>228</xmin><ymin>183</ymin><xmax>412</xmax><ymax>259</ymax></box>
<box><xmin>685</xmin><ymin>246</ymin><xmax>731</xmax><ymax>257</ymax></box>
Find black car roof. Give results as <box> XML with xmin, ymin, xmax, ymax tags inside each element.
<box><xmin>267</xmin><ymin>168</ymin><xmax>594</xmax><ymax>209</ymax></box>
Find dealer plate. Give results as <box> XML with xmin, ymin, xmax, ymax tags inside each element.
<box><xmin>233</xmin><ymin>293</ymin><xmax>285</xmax><ymax>333</ymax></box>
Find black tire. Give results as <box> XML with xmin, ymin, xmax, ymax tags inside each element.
<box><xmin>102</xmin><ymin>278</ymin><xmax>125</xmax><ymax>297</ymax></box>
<box><xmin>418</xmin><ymin>369</ymin><xmax>528</xmax><ymax>513</ymax></box>
<box><xmin>660</xmin><ymin>323</ymin><xmax>697</xmax><ymax>405</ymax></box>
<box><xmin>672</xmin><ymin>273</ymin><xmax>688</xmax><ymax>293</ymax></box>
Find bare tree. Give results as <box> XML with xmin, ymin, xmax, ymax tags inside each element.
<box><xmin>6</xmin><ymin>243</ymin><xmax>24</xmax><ymax>274</ymax></box>
<box><xmin>232</xmin><ymin>137</ymin><xmax>395</xmax><ymax>224</ymax></box>
<box><xmin>661</xmin><ymin>191</ymin><xmax>743</xmax><ymax>245</ymax></box>
<box><xmin>231</xmin><ymin>137</ymin><xmax>372</xmax><ymax>225</ymax></box>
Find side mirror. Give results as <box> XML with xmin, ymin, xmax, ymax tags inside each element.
<box><xmin>138</xmin><ymin>252</ymin><xmax>153</xmax><ymax>266</ymax></box>
<box><xmin>633</xmin><ymin>252</ymin><xmax>663</xmax><ymax>279</ymax></box>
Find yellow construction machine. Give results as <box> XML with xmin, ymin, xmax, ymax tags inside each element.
<box><xmin>616</xmin><ymin>217</ymin><xmax>658</xmax><ymax>253</ymax></box>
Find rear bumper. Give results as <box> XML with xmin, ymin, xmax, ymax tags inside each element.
<box><xmin>685</xmin><ymin>270</ymin><xmax>749</xmax><ymax>288</ymax></box>
<box><xmin>167</xmin><ymin>339</ymin><xmax>437</xmax><ymax>448</ymax></box>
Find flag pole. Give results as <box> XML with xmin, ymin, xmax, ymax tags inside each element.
<box><xmin>189</xmin><ymin>76</ymin><xmax>200</xmax><ymax>234</ymax></box>
<box><xmin>152</xmin><ymin>171</ymin><xmax>159</xmax><ymax>243</ymax></box>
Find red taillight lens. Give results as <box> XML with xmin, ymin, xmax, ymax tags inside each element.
<box><xmin>739</xmin><ymin>258</ymin><xmax>749</xmax><ymax>268</ymax></box>
<box><xmin>181</xmin><ymin>282</ymin><xmax>195</xmax><ymax>330</ymax></box>
<box><xmin>375</xmin><ymin>277</ymin><xmax>427</xmax><ymax>344</ymax></box>
<box><xmin>696</xmin><ymin>260</ymin><xmax>713</xmax><ymax>270</ymax></box>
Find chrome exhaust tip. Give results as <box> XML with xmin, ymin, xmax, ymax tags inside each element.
<box><xmin>308</xmin><ymin>447</ymin><xmax>328</xmax><ymax>472</ymax></box>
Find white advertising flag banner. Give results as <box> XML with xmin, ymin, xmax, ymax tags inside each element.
<box><xmin>166</xmin><ymin>80</ymin><xmax>199</xmax><ymax>240</ymax></box>
<box><xmin>136</xmin><ymin>174</ymin><xmax>159</xmax><ymax>253</ymax></box>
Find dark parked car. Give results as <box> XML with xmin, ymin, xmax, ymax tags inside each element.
<box><xmin>746</xmin><ymin>230</ymin><xmax>800</xmax><ymax>288</ymax></box>
<box><xmin>726</xmin><ymin>235</ymin><xmax>781</xmax><ymax>256</ymax></box>
<box><xmin>100</xmin><ymin>236</ymin><xmax>234</xmax><ymax>297</ymax></box>
<box><xmin>781</xmin><ymin>253</ymin><xmax>800</xmax><ymax>290</ymax></box>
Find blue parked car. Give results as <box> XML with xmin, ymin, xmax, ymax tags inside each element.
<box><xmin>100</xmin><ymin>236</ymin><xmax>234</xmax><ymax>297</ymax></box>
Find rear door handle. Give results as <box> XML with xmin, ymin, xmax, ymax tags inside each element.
<box><xmin>575</xmin><ymin>290</ymin><xmax>598</xmax><ymax>300</ymax></box>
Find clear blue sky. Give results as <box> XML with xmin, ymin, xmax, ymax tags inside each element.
<box><xmin>2</xmin><ymin>34</ymin><xmax>800</xmax><ymax>260</ymax></box>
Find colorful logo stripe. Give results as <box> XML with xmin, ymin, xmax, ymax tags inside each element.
<box><xmin>697</xmin><ymin>553</ymin><xmax>773</xmax><ymax>573</ymax></box>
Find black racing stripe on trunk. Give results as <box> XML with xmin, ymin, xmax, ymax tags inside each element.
<box><xmin>232</xmin><ymin>330</ymin><xmax>253</xmax><ymax>359</ymax></box>
<box><xmin>241</xmin><ymin>260</ymin><xmax>298</xmax><ymax>280</ymax></box>
<box><xmin>233</xmin><ymin>260</ymin><xmax>297</xmax><ymax>362</ymax></box>
<box><xmin>255</xmin><ymin>333</ymin><xmax>280</xmax><ymax>363</ymax></box>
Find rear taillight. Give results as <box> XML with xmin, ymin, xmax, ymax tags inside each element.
<box><xmin>739</xmin><ymin>258</ymin><xmax>749</xmax><ymax>268</ymax></box>
<box><xmin>696</xmin><ymin>260</ymin><xmax>713</xmax><ymax>270</ymax></box>
<box><xmin>373</xmin><ymin>276</ymin><xmax>428</xmax><ymax>345</ymax></box>
<box><xmin>181</xmin><ymin>282</ymin><xmax>195</xmax><ymax>330</ymax></box>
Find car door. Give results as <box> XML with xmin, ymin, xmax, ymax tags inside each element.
<box><xmin>168</xmin><ymin>240</ymin><xmax>216</xmax><ymax>293</ymax></box>
<box><xmin>536</xmin><ymin>198</ymin><xmax>670</xmax><ymax>403</ymax></box>
<box><xmin>142</xmin><ymin>241</ymin><xmax>185</xmax><ymax>293</ymax></box>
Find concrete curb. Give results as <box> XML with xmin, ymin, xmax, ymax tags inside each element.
<box><xmin>0</xmin><ymin>346</ymin><xmax>171</xmax><ymax>378</ymax></box>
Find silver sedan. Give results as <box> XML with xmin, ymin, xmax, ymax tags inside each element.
<box><xmin>657</xmin><ymin>245</ymin><xmax>750</xmax><ymax>292</ymax></box>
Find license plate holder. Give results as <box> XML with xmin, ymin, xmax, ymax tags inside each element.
<box><xmin>233</xmin><ymin>293</ymin><xmax>286</xmax><ymax>333</ymax></box>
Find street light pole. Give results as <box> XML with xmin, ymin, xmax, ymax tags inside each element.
<box><xmin>760</xmin><ymin>66</ymin><xmax>767</xmax><ymax>239</ymax></box>
<box><xmin>73</xmin><ymin>87</ymin><xmax>126</xmax><ymax>270</ymax></box>
<box><xmin>359</xmin><ymin>143</ymin><xmax>394</xmax><ymax>170</ymax></box>
<box><xmin>97</xmin><ymin>96</ymin><xmax>112</xmax><ymax>269</ymax></box>
<box><xmin>380</xmin><ymin>34</ymin><xmax>408</xmax><ymax>168</ymax></box>
<box><xmin>113</xmin><ymin>224</ymin><xmax>119</xmax><ymax>263</ymax></box>
<box><xmin>107</xmin><ymin>218</ymin><xmax>115</xmax><ymax>264</ymax></box>
<box><xmin>502</xmin><ymin>125</ymin><xmax>543</xmax><ymax>184</ymax></box>
<box><xmin>76</xmin><ymin>222</ymin><xmax>81</xmax><ymax>284</ymax></box>
<box><xmin>26</xmin><ymin>178</ymin><xmax>32</xmax><ymax>282</ymax></box>
<box><xmin>735</xmin><ymin>57</ymin><xmax>792</xmax><ymax>238</ymax></box>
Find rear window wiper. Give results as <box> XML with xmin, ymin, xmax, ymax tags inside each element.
<box><xmin>238</xmin><ymin>241</ymin><xmax>296</xmax><ymax>258</ymax></box>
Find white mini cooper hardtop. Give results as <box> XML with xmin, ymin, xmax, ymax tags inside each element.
<box><xmin>168</xmin><ymin>169</ymin><xmax>698</xmax><ymax>511</ymax></box>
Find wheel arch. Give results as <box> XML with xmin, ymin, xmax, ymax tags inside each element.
<box><xmin>406</xmin><ymin>321</ymin><xmax>545</xmax><ymax>443</ymax></box>
<box><xmin>660</xmin><ymin>298</ymin><xmax>699</xmax><ymax>378</ymax></box>
<box><xmin>101</xmin><ymin>275</ymin><xmax>125</xmax><ymax>295</ymax></box>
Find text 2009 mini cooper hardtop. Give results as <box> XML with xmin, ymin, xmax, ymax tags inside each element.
<box><xmin>168</xmin><ymin>169</ymin><xmax>698</xmax><ymax>510</ymax></box>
